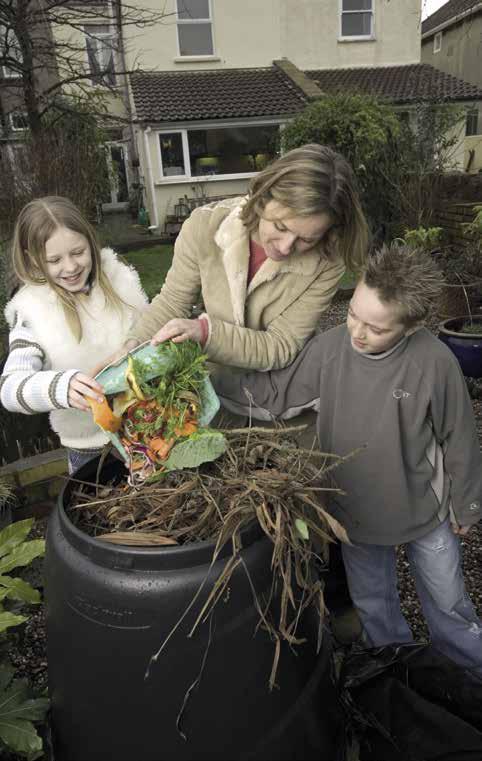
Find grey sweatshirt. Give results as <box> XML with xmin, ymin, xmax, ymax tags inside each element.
<box><xmin>212</xmin><ymin>325</ymin><xmax>482</xmax><ymax>544</ymax></box>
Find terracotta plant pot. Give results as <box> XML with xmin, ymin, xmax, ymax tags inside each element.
<box><xmin>438</xmin><ymin>316</ymin><xmax>482</xmax><ymax>378</ymax></box>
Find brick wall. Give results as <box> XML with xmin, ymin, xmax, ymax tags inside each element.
<box><xmin>433</xmin><ymin>202</ymin><xmax>480</xmax><ymax>248</ymax></box>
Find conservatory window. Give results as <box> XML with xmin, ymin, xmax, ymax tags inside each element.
<box><xmin>85</xmin><ymin>25</ymin><xmax>116</xmax><ymax>86</ymax></box>
<box><xmin>176</xmin><ymin>0</ymin><xmax>214</xmax><ymax>56</ymax></box>
<box><xmin>340</xmin><ymin>0</ymin><xmax>374</xmax><ymax>38</ymax></box>
<box><xmin>158</xmin><ymin>125</ymin><xmax>279</xmax><ymax>180</ymax></box>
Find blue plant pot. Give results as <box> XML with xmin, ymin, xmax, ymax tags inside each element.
<box><xmin>438</xmin><ymin>316</ymin><xmax>482</xmax><ymax>378</ymax></box>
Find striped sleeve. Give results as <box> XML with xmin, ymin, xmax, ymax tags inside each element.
<box><xmin>0</xmin><ymin>323</ymin><xmax>79</xmax><ymax>414</ymax></box>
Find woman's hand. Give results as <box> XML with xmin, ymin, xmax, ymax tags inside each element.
<box><xmin>151</xmin><ymin>318</ymin><xmax>203</xmax><ymax>346</ymax></box>
<box><xmin>68</xmin><ymin>373</ymin><xmax>105</xmax><ymax>411</ymax></box>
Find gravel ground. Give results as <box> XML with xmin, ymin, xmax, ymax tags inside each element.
<box><xmin>6</xmin><ymin>292</ymin><xmax>482</xmax><ymax>710</ymax></box>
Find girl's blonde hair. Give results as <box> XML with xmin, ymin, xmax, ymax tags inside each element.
<box><xmin>240</xmin><ymin>143</ymin><xmax>369</xmax><ymax>272</ymax></box>
<box><xmin>12</xmin><ymin>196</ymin><xmax>125</xmax><ymax>341</ymax></box>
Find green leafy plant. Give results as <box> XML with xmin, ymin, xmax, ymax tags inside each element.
<box><xmin>462</xmin><ymin>205</ymin><xmax>482</xmax><ymax>245</ymax></box>
<box><xmin>0</xmin><ymin>663</ymin><xmax>49</xmax><ymax>760</ymax></box>
<box><xmin>0</xmin><ymin>518</ymin><xmax>48</xmax><ymax>759</ymax></box>
<box><xmin>400</xmin><ymin>226</ymin><xmax>444</xmax><ymax>251</ymax></box>
<box><xmin>281</xmin><ymin>93</ymin><xmax>401</xmax><ymax>235</ymax></box>
<box><xmin>435</xmin><ymin>245</ymin><xmax>482</xmax><ymax>286</ymax></box>
<box><xmin>0</xmin><ymin>519</ymin><xmax>45</xmax><ymax>634</ymax></box>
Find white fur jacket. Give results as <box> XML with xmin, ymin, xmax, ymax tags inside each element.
<box><xmin>127</xmin><ymin>197</ymin><xmax>345</xmax><ymax>371</ymax></box>
<box><xmin>1</xmin><ymin>248</ymin><xmax>148</xmax><ymax>450</ymax></box>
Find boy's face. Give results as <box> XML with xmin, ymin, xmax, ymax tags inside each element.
<box><xmin>347</xmin><ymin>280</ymin><xmax>409</xmax><ymax>354</ymax></box>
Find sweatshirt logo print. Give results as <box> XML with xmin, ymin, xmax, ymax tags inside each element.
<box><xmin>393</xmin><ymin>388</ymin><xmax>411</xmax><ymax>399</ymax></box>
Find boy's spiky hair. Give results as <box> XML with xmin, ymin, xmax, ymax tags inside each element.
<box><xmin>363</xmin><ymin>243</ymin><xmax>444</xmax><ymax>325</ymax></box>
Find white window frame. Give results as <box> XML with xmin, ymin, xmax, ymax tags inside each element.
<box><xmin>175</xmin><ymin>0</ymin><xmax>215</xmax><ymax>58</ymax></box>
<box><xmin>0</xmin><ymin>25</ymin><xmax>22</xmax><ymax>78</ymax></box>
<box><xmin>339</xmin><ymin>0</ymin><xmax>375</xmax><ymax>41</ymax></box>
<box><xmin>466</xmin><ymin>107</ymin><xmax>479</xmax><ymax>137</ymax></box>
<box><xmin>9</xmin><ymin>112</ymin><xmax>28</xmax><ymax>132</ymax></box>
<box><xmin>433</xmin><ymin>31</ymin><xmax>442</xmax><ymax>54</ymax></box>
<box><xmin>155</xmin><ymin>123</ymin><xmax>280</xmax><ymax>184</ymax></box>
<box><xmin>84</xmin><ymin>24</ymin><xmax>116</xmax><ymax>87</ymax></box>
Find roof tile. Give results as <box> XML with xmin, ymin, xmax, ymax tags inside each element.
<box><xmin>130</xmin><ymin>67</ymin><xmax>307</xmax><ymax>123</ymax></box>
<box><xmin>422</xmin><ymin>0</ymin><xmax>480</xmax><ymax>36</ymax></box>
<box><xmin>305</xmin><ymin>63</ymin><xmax>482</xmax><ymax>103</ymax></box>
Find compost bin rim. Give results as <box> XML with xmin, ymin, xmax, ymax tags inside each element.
<box><xmin>56</xmin><ymin>454</ymin><xmax>264</xmax><ymax>571</ymax></box>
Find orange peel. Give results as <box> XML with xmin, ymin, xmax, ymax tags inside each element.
<box><xmin>88</xmin><ymin>396</ymin><xmax>122</xmax><ymax>433</ymax></box>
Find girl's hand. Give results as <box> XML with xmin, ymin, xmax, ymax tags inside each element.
<box><xmin>451</xmin><ymin>522</ymin><xmax>472</xmax><ymax>537</ymax></box>
<box><xmin>151</xmin><ymin>318</ymin><xmax>203</xmax><ymax>345</ymax></box>
<box><xmin>68</xmin><ymin>373</ymin><xmax>105</xmax><ymax>411</ymax></box>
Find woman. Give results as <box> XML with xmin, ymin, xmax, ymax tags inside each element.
<box><xmin>115</xmin><ymin>143</ymin><xmax>369</xmax><ymax>371</ymax></box>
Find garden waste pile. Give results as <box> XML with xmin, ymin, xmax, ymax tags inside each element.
<box><xmin>74</xmin><ymin>340</ymin><xmax>351</xmax><ymax>687</ymax></box>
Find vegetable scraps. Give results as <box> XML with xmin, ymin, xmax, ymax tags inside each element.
<box><xmin>90</xmin><ymin>341</ymin><xmax>210</xmax><ymax>482</ymax></box>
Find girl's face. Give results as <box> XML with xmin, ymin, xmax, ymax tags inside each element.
<box><xmin>347</xmin><ymin>280</ymin><xmax>408</xmax><ymax>354</ymax></box>
<box><xmin>44</xmin><ymin>226</ymin><xmax>93</xmax><ymax>293</ymax></box>
<box><xmin>255</xmin><ymin>200</ymin><xmax>333</xmax><ymax>261</ymax></box>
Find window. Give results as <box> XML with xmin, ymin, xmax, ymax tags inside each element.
<box><xmin>176</xmin><ymin>0</ymin><xmax>214</xmax><ymax>56</ymax></box>
<box><xmin>340</xmin><ymin>0</ymin><xmax>373</xmax><ymax>36</ymax></box>
<box><xmin>466</xmin><ymin>108</ymin><xmax>479</xmax><ymax>137</ymax></box>
<box><xmin>158</xmin><ymin>125</ymin><xmax>280</xmax><ymax>180</ymax></box>
<box><xmin>340</xmin><ymin>0</ymin><xmax>374</xmax><ymax>38</ymax></box>
<box><xmin>0</xmin><ymin>25</ymin><xmax>22</xmax><ymax>78</ymax></box>
<box><xmin>85</xmin><ymin>25</ymin><xmax>116</xmax><ymax>86</ymax></box>
<box><xmin>433</xmin><ymin>32</ymin><xmax>442</xmax><ymax>53</ymax></box>
<box><xmin>9</xmin><ymin>112</ymin><xmax>28</xmax><ymax>131</ymax></box>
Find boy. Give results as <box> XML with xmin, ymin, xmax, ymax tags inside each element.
<box><xmin>211</xmin><ymin>244</ymin><xmax>482</xmax><ymax>678</ymax></box>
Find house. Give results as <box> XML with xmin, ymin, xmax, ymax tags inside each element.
<box><xmin>421</xmin><ymin>0</ymin><xmax>482</xmax><ymax>170</ymax></box>
<box><xmin>121</xmin><ymin>0</ymin><xmax>481</xmax><ymax>230</ymax></box>
<box><xmin>1</xmin><ymin>1</ymin><xmax>481</xmax><ymax>231</ymax></box>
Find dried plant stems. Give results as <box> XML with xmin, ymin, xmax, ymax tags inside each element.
<box><xmin>68</xmin><ymin>426</ymin><xmax>353</xmax><ymax>688</ymax></box>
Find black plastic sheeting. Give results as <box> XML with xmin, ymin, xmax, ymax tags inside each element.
<box><xmin>339</xmin><ymin>643</ymin><xmax>482</xmax><ymax>761</ymax></box>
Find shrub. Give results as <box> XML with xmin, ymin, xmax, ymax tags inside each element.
<box><xmin>0</xmin><ymin>96</ymin><xmax>110</xmax><ymax>240</ymax></box>
<box><xmin>282</xmin><ymin>93</ymin><xmax>401</xmax><ymax>236</ymax></box>
<box><xmin>282</xmin><ymin>94</ymin><xmax>465</xmax><ymax>241</ymax></box>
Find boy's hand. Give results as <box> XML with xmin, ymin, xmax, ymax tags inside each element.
<box><xmin>450</xmin><ymin>522</ymin><xmax>472</xmax><ymax>537</ymax></box>
<box><xmin>151</xmin><ymin>318</ymin><xmax>203</xmax><ymax>346</ymax></box>
<box><xmin>68</xmin><ymin>373</ymin><xmax>105</xmax><ymax>411</ymax></box>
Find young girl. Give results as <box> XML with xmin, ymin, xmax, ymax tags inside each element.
<box><xmin>0</xmin><ymin>196</ymin><xmax>148</xmax><ymax>473</ymax></box>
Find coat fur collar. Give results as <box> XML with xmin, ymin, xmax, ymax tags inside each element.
<box><xmin>213</xmin><ymin>198</ymin><xmax>326</xmax><ymax>327</ymax></box>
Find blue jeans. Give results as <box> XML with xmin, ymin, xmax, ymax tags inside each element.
<box><xmin>341</xmin><ymin>518</ymin><xmax>482</xmax><ymax>677</ymax></box>
<box><xmin>67</xmin><ymin>448</ymin><xmax>103</xmax><ymax>475</ymax></box>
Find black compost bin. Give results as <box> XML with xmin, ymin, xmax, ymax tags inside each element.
<box><xmin>45</xmin><ymin>456</ymin><xmax>342</xmax><ymax>761</ymax></box>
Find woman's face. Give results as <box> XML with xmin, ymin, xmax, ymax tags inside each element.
<box><xmin>255</xmin><ymin>200</ymin><xmax>333</xmax><ymax>261</ymax></box>
<box><xmin>44</xmin><ymin>226</ymin><xmax>93</xmax><ymax>293</ymax></box>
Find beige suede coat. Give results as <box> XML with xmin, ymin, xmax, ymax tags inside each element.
<box><xmin>128</xmin><ymin>197</ymin><xmax>345</xmax><ymax>370</ymax></box>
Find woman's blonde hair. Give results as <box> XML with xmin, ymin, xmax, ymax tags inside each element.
<box><xmin>240</xmin><ymin>143</ymin><xmax>369</xmax><ymax>272</ymax></box>
<box><xmin>12</xmin><ymin>196</ymin><xmax>126</xmax><ymax>341</ymax></box>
